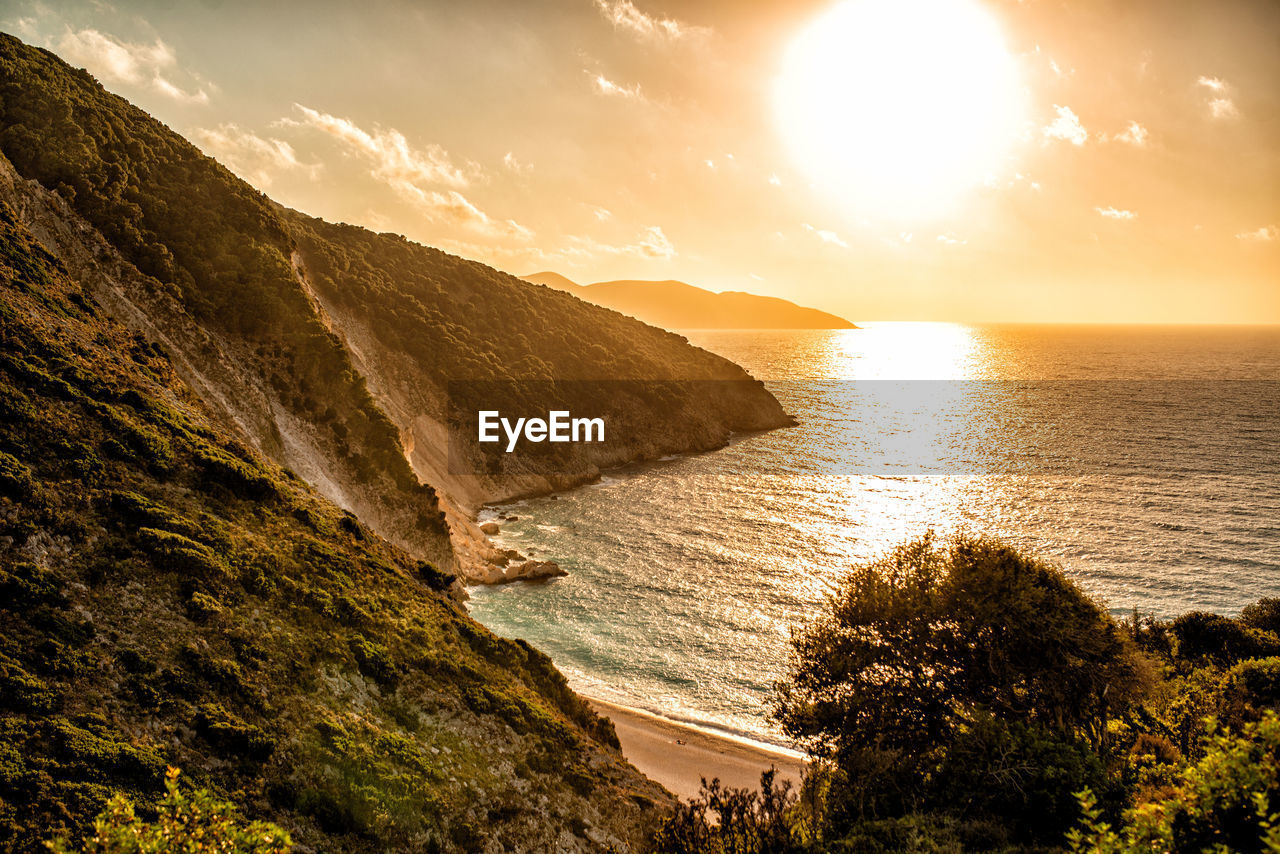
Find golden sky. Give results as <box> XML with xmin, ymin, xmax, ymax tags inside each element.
<box><xmin>6</xmin><ymin>0</ymin><xmax>1278</xmax><ymax>322</ymax></box>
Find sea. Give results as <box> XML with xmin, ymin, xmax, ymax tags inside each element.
<box><xmin>468</xmin><ymin>323</ymin><xmax>1280</xmax><ymax>746</ymax></box>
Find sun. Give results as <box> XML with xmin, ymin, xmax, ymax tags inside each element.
<box><xmin>775</xmin><ymin>0</ymin><xmax>1025</xmax><ymax>220</ymax></box>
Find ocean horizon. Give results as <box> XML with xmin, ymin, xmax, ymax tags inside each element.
<box><xmin>468</xmin><ymin>322</ymin><xmax>1280</xmax><ymax>745</ymax></box>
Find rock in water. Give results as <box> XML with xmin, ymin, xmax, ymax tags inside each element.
<box><xmin>502</xmin><ymin>560</ymin><xmax>568</xmax><ymax>583</ymax></box>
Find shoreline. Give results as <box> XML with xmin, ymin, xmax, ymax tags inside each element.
<box><xmin>586</xmin><ymin>696</ymin><xmax>808</xmax><ymax>802</ymax></box>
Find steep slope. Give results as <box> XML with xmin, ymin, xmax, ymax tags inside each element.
<box><xmin>0</xmin><ymin>35</ymin><xmax>455</xmax><ymax>577</ymax></box>
<box><xmin>521</xmin><ymin>271</ymin><xmax>856</xmax><ymax>330</ymax></box>
<box><xmin>0</xmin><ymin>201</ymin><xmax>669</xmax><ymax>850</ymax></box>
<box><xmin>0</xmin><ymin>34</ymin><xmax>792</xmax><ymax>582</ymax></box>
<box><xmin>287</xmin><ymin>214</ymin><xmax>793</xmax><ymax>516</ymax></box>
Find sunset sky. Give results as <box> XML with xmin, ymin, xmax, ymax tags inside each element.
<box><xmin>5</xmin><ymin>0</ymin><xmax>1278</xmax><ymax>322</ymax></box>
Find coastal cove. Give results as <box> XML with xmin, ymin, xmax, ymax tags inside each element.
<box><xmin>467</xmin><ymin>323</ymin><xmax>1280</xmax><ymax>748</ymax></box>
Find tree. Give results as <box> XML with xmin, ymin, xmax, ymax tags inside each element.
<box><xmin>774</xmin><ymin>534</ymin><xmax>1150</xmax><ymax>826</ymax></box>
<box><xmin>47</xmin><ymin>767</ymin><xmax>291</xmax><ymax>854</ymax></box>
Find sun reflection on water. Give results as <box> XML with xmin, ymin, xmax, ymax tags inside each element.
<box><xmin>793</xmin><ymin>322</ymin><xmax>991</xmax><ymax>557</ymax></box>
<box><xmin>827</xmin><ymin>321</ymin><xmax>981</xmax><ymax>380</ymax></box>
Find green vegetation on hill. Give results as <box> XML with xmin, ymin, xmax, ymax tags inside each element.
<box><xmin>295</xmin><ymin>219</ymin><xmax>780</xmax><ymax>385</ymax></box>
<box><xmin>654</xmin><ymin>535</ymin><xmax>1280</xmax><ymax>853</ymax></box>
<box><xmin>0</xmin><ymin>201</ymin><xmax>663</xmax><ymax>850</ymax></box>
<box><xmin>0</xmin><ymin>29</ymin><xmax>790</xmax><ymax>547</ymax></box>
<box><xmin>0</xmin><ymin>32</ymin><xmax>449</xmax><ymax>562</ymax></box>
<box><xmin>289</xmin><ymin>215</ymin><xmax>792</xmax><ymax>487</ymax></box>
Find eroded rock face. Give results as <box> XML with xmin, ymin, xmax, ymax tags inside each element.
<box><xmin>0</xmin><ymin>156</ymin><xmax>458</xmax><ymax>577</ymax></box>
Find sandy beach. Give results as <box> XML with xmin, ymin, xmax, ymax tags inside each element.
<box><xmin>588</xmin><ymin>698</ymin><xmax>808</xmax><ymax>802</ymax></box>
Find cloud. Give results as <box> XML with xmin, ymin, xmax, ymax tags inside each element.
<box><xmin>1096</xmin><ymin>206</ymin><xmax>1137</xmax><ymax>220</ymax></box>
<box><xmin>1236</xmin><ymin>225</ymin><xmax>1278</xmax><ymax>242</ymax></box>
<box><xmin>1209</xmin><ymin>98</ymin><xmax>1238</xmax><ymax>119</ymax></box>
<box><xmin>1197</xmin><ymin>76</ymin><xmax>1239</xmax><ymax>119</ymax></box>
<box><xmin>563</xmin><ymin>225</ymin><xmax>676</xmax><ymax>261</ymax></box>
<box><xmin>56</xmin><ymin>28</ymin><xmax>210</xmax><ymax>104</ymax></box>
<box><xmin>936</xmin><ymin>233</ymin><xmax>968</xmax><ymax>246</ymax></box>
<box><xmin>1043</xmin><ymin>105</ymin><xmax>1087</xmax><ymax>145</ymax></box>
<box><xmin>502</xmin><ymin>152</ymin><xmax>532</xmax><ymax>175</ymax></box>
<box><xmin>635</xmin><ymin>225</ymin><xmax>675</xmax><ymax>259</ymax></box>
<box><xmin>10</xmin><ymin>16</ymin><xmax>40</xmax><ymax>41</ymax></box>
<box><xmin>1112</xmin><ymin>121</ymin><xmax>1149</xmax><ymax>147</ymax></box>
<box><xmin>803</xmin><ymin>224</ymin><xmax>848</xmax><ymax>248</ymax></box>
<box><xmin>287</xmin><ymin>104</ymin><xmax>472</xmax><ymax>188</ymax></box>
<box><xmin>286</xmin><ymin>105</ymin><xmax>530</xmax><ymax>241</ymax></box>
<box><xmin>592</xmin><ymin>206</ymin><xmax>613</xmax><ymax>221</ymax></box>
<box><xmin>590</xmin><ymin>72</ymin><xmax>645</xmax><ymax>100</ymax></box>
<box><xmin>393</xmin><ymin>184</ymin><xmax>534</xmax><ymax>241</ymax></box>
<box><xmin>592</xmin><ymin>0</ymin><xmax>709</xmax><ymax>43</ymax></box>
<box><xmin>192</xmin><ymin>124</ymin><xmax>321</xmax><ymax>187</ymax></box>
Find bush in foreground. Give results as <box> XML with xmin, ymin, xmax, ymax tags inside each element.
<box><xmin>774</xmin><ymin>533</ymin><xmax>1148</xmax><ymax>840</ymax></box>
<box><xmin>1069</xmin><ymin>712</ymin><xmax>1280</xmax><ymax>853</ymax></box>
<box><xmin>47</xmin><ymin>767</ymin><xmax>291</xmax><ymax>854</ymax></box>
<box><xmin>650</xmin><ymin>770</ymin><xmax>806</xmax><ymax>854</ymax></box>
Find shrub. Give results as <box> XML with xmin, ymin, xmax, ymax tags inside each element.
<box><xmin>194</xmin><ymin>704</ymin><xmax>275</xmax><ymax>762</ymax></box>
<box><xmin>1069</xmin><ymin>712</ymin><xmax>1280</xmax><ymax>854</ymax></box>
<box><xmin>1241</xmin><ymin>598</ymin><xmax>1280</xmax><ymax>635</ymax></box>
<box><xmin>0</xmin><ymin>561</ymin><xmax>66</xmax><ymax>609</ymax></box>
<box><xmin>192</xmin><ymin>445</ymin><xmax>279</xmax><ymax>502</ymax></box>
<box><xmin>1171</xmin><ymin>612</ymin><xmax>1280</xmax><ymax>665</ymax></box>
<box><xmin>933</xmin><ymin>713</ymin><xmax>1106</xmax><ymax>841</ymax></box>
<box><xmin>0</xmin><ymin>449</ymin><xmax>34</xmax><ymax>499</ymax></box>
<box><xmin>1217</xmin><ymin>656</ymin><xmax>1280</xmax><ymax>726</ymax></box>
<box><xmin>136</xmin><ymin>528</ymin><xmax>227</xmax><ymax>579</ymax></box>
<box><xmin>416</xmin><ymin>560</ymin><xmax>456</xmax><ymax>593</ymax></box>
<box><xmin>651</xmin><ymin>770</ymin><xmax>805</xmax><ymax>854</ymax></box>
<box><xmin>0</xmin><ymin>656</ymin><xmax>58</xmax><ymax>713</ymax></box>
<box><xmin>47</xmin><ymin>766</ymin><xmax>291</xmax><ymax>853</ymax></box>
<box><xmin>108</xmin><ymin>491</ymin><xmax>203</xmax><ymax>541</ymax></box>
<box><xmin>186</xmin><ymin>591</ymin><xmax>223</xmax><ymax>623</ymax></box>
<box><xmin>349</xmin><ymin>635</ymin><xmax>397</xmax><ymax>686</ymax></box>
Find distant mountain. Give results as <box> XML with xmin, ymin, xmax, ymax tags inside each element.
<box><xmin>521</xmin><ymin>271</ymin><xmax>856</xmax><ymax>330</ymax></box>
<box><xmin>522</xmin><ymin>270</ymin><xmax>582</xmax><ymax>292</ymax></box>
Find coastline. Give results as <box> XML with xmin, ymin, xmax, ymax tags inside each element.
<box><xmin>586</xmin><ymin>697</ymin><xmax>809</xmax><ymax>802</ymax></box>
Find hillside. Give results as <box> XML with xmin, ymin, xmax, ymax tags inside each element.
<box><xmin>0</xmin><ymin>30</ymin><xmax>803</xmax><ymax>853</ymax></box>
<box><xmin>521</xmin><ymin>271</ymin><xmax>856</xmax><ymax>330</ymax></box>
<box><xmin>0</xmin><ymin>200</ymin><xmax>668</xmax><ymax>850</ymax></box>
<box><xmin>0</xmin><ymin>33</ymin><xmax>791</xmax><ymax>583</ymax></box>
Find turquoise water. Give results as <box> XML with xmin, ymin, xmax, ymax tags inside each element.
<box><xmin>467</xmin><ymin>324</ymin><xmax>1280</xmax><ymax>744</ymax></box>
